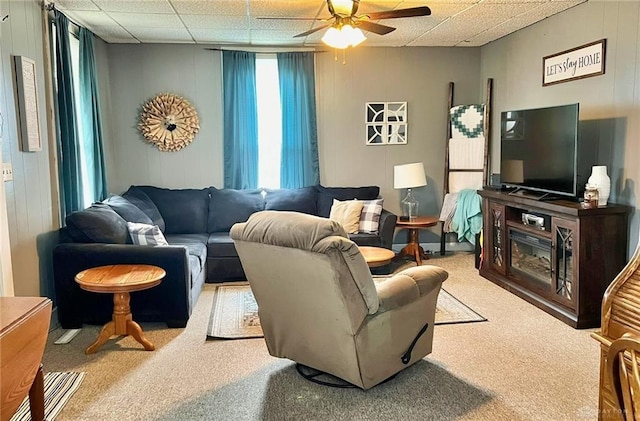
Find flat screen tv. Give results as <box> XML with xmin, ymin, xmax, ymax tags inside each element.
<box><xmin>500</xmin><ymin>103</ymin><xmax>580</xmax><ymax>198</ymax></box>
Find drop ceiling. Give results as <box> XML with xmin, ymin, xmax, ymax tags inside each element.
<box><xmin>53</xmin><ymin>0</ymin><xmax>587</xmax><ymax>47</ymax></box>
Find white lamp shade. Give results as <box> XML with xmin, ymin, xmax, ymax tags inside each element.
<box><xmin>394</xmin><ymin>163</ymin><xmax>427</xmax><ymax>189</ymax></box>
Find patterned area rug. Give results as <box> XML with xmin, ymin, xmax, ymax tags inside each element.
<box><xmin>207</xmin><ymin>283</ymin><xmax>486</xmax><ymax>339</ymax></box>
<box><xmin>10</xmin><ymin>372</ymin><xmax>85</xmax><ymax>421</ymax></box>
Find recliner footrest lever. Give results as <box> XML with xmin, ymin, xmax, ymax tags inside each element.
<box><xmin>401</xmin><ymin>322</ymin><xmax>429</xmax><ymax>364</ymax></box>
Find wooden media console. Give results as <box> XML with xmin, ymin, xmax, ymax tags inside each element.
<box><xmin>478</xmin><ymin>189</ymin><xmax>630</xmax><ymax>328</ymax></box>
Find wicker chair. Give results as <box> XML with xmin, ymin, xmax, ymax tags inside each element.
<box><xmin>592</xmin><ymin>241</ymin><xmax>640</xmax><ymax>420</ymax></box>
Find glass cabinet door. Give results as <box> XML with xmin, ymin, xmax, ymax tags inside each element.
<box><xmin>488</xmin><ymin>202</ymin><xmax>506</xmax><ymax>275</ymax></box>
<box><xmin>551</xmin><ymin>218</ymin><xmax>577</xmax><ymax>308</ymax></box>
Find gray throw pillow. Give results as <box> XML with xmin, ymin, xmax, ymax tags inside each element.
<box><xmin>65</xmin><ymin>203</ymin><xmax>129</xmax><ymax>244</ymax></box>
<box><xmin>122</xmin><ymin>186</ymin><xmax>166</xmax><ymax>232</ymax></box>
<box><xmin>104</xmin><ymin>195</ymin><xmax>153</xmax><ymax>225</ymax></box>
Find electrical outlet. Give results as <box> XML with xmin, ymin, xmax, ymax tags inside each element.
<box><xmin>2</xmin><ymin>163</ymin><xmax>13</xmax><ymax>182</ymax></box>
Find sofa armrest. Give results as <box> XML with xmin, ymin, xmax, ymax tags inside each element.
<box><xmin>378</xmin><ymin>209</ymin><xmax>397</xmax><ymax>250</ymax></box>
<box><xmin>53</xmin><ymin>243</ymin><xmax>191</xmax><ymax>328</ymax></box>
<box><xmin>375</xmin><ymin>266</ymin><xmax>448</xmax><ymax>313</ymax></box>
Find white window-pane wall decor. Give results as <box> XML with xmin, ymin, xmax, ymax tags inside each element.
<box><xmin>365</xmin><ymin>102</ymin><xmax>407</xmax><ymax>145</ymax></box>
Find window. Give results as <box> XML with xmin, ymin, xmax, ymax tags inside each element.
<box><xmin>255</xmin><ymin>54</ymin><xmax>282</xmax><ymax>189</ymax></box>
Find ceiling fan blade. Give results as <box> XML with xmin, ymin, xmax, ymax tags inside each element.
<box><xmin>351</xmin><ymin>0</ymin><xmax>360</xmax><ymax>16</ymax></box>
<box><xmin>256</xmin><ymin>17</ymin><xmax>324</xmax><ymax>21</ymax></box>
<box><xmin>294</xmin><ymin>24</ymin><xmax>332</xmax><ymax>38</ymax></box>
<box><xmin>363</xmin><ymin>6</ymin><xmax>431</xmax><ymax>21</ymax></box>
<box><xmin>356</xmin><ymin>21</ymin><xmax>396</xmax><ymax>35</ymax></box>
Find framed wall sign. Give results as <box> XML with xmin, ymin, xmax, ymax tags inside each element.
<box><xmin>365</xmin><ymin>102</ymin><xmax>407</xmax><ymax>145</ymax></box>
<box><xmin>543</xmin><ymin>39</ymin><xmax>606</xmax><ymax>87</ymax></box>
<box><xmin>13</xmin><ymin>56</ymin><xmax>42</xmax><ymax>152</ymax></box>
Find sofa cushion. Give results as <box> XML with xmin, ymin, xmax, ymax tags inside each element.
<box><xmin>66</xmin><ymin>203</ymin><xmax>129</xmax><ymax>244</ymax></box>
<box><xmin>208</xmin><ymin>188</ymin><xmax>264</xmax><ymax>233</ymax></box>
<box><xmin>134</xmin><ymin>186</ymin><xmax>210</xmax><ymax>235</ymax></box>
<box><xmin>207</xmin><ymin>232</ymin><xmax>238</xmax><ymax>257</ymax></box>
<box><xmin>264</xmin><ymin>186</ymin><xmax>317</xmax><ymax>215</ymax></box>
<box><xmin>164</xmin><ymin>233</ymin><xmax>208</xmax><ymax>268</ymax></box>
<box><xmin>127</xmin><ymin>222</ymin><xmax>169</xmax><ymax>246</ymax></box>
<box><xmin>122</xmin><ymin>186</ymin><xmax>166</xmax><ymax>232</ymax></box>
<box><xmin>316</xmin><ymin>185</ymin><xmax>380</xmax><ymax>217</ymax></box>
<box><xmin>348</xmin><ymin>232</ymin><xmax>383</xmax><ymax>247</ymax></box>
<box><xmin>104</xmin><ymin>195</ymin><xmax>153</xmax><ymax>224</ymax></box>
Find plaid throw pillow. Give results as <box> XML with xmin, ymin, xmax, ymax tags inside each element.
<box><xmin>127</xmin><ymin>222</ymin><xmax>169</xmax><ymax>246</ymax></box>
<box><xmin>359</xmin><ymin>199</ymin><xmax>383</xmax><ymax>234</ymax></box>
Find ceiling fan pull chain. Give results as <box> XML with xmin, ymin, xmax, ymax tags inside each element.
<box><xmin>342</xmin><ymin>49</ymin><xmax>347</xmax><ymax>65</ymax></box>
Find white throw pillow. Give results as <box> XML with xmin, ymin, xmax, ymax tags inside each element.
<box><xmin>127</xmin><ymin>222</ymin><xmax>169</xmax><ymax>246</ymax></box>
<box><xmin>329</xmin><ymin>199</ymin><xmax>364</xmax><ymax>234</ymax></box>
<box><xmin>359</xmin><ymin>199</ymin><xmax>384</xmax><ymax>234</ymax></box>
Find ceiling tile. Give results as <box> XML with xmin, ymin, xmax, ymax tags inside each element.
<box><xmin>107</xmin><ymin>12</ymin><xmax>184</xmax><ymax>29</ymax></box>
<box><xmin>129</xmin><ymin>27</ymin><xmax>194</xmax><ymax>42</ymax></box>
<box><xmin>61</xmin><ymin>10</ymin><xmax>118</xmax><ymax>27</ymax></box>
<box><xmin>189</xmin><ymin>28</ymin><xmax>250</xmax><ymax>44</ymax></box>
<box><xmin>171</xmin><ymin>0</ymin><xmax>247</xmax><ymax>15</ymax></box>
<box><xmin>90</xmin><ymin>25</ymin><xmax>135</xmax><ymax>38</ymax></box>
<box><xmin>250</xmin><ymin>30</ymin><xmax>307</xmax><ymax>45</ymax></box>
<box><xmin>181</xmin><ymin>14</ymin><xmax>249</xmax><ymax>30</ymax></box>
<box><xmin>92</xmin><ymin>0</ymin><xmax>175</xmax><ymax>13</ymax></box>
<box><xmin>249</xmin><ymin>17</ymin><xmax>316</xmax><ymax>32</ymax></box>
<box><xmin>54</xmin><ymin>0</ymin><xmax>100</xmax><ymax>11</ymax></box>
<box><xmin>249</xmin><ymin>1</ymin><xmax>324</xmax><ymax>19</ymax></box>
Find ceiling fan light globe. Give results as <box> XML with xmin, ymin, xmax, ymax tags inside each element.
<box><xmin>342</xmin><ymin>25</ymin><xmax>367</xmax><ymax>47</ymax></box>
<box><xmin>322</xmin><ymin>26</ymin><xmax>350</xmax><ymax>49</ymax></box>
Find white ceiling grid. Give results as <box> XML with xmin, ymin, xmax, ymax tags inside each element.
<box><xmin>53</xmin><ymin>0</ymin><xmax>587</xmax><ymax>47</ymax></box>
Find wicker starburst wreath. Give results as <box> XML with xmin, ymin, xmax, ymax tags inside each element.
<box><xmin>138</xmin><ymin>93</ymin><xmax>200</xmax><ymax>152</ymax></box>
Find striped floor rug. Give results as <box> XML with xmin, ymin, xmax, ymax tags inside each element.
<box><xmin>10</xmin><ymin>372</ymin><xmax>85</xmax><ymax>421</ymax></box>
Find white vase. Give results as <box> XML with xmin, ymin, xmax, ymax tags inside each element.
<box><xmin>587</xmin><ymin>165</ymin><xmax>610</xmax><ymax>206</ymax></box>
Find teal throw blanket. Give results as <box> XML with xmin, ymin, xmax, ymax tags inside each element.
<box><xmin>451</xmin><ymin>189</ymin><xmax>482</xmax><ymax>245</ymax></box>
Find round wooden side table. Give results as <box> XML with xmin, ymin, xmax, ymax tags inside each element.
<box><xmin>396</xmin><ymin>216</ymin><xmax>440</xmax><ymax>266</ymax></box>
<box><xmin>75</xmin><ymin>264</ymin><xmax>166</xmax><ymax>354</ymax></box>
<box><xmin>359</xmin><ymin>246</ymin><xmax>395</xmax><ymax>268</ymax></box>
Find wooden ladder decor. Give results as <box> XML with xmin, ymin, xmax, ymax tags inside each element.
<box><xmin>439</xmin><ymin>78</ymin><xmax>493</xmax><ymax>256</ymax></box>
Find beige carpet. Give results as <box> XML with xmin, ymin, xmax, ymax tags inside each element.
<box><xmin>42</xmin><ymin>252</ymin><xmax>602</xmax><ymax>420</ymax></box>
<box><xmin>207</xmin><ymin>284</ymin><xmax>486</xmax><ymax>339</ymax></box>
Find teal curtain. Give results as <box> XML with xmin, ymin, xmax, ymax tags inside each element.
<box><xmin>277</xmin><ymin>52</ymin><xmax>319</xmax><ymax>188</ymax></box>
<box><xmin>54</xmin><ymin>11</ymin><xmax>83</xmax><ymax>218</ymax></box>
<box><xmin>79</xmin><ymin>27</ymin><xmax>107</xmax><ymax>203</ymax></box>
<box><xmin>223</xmin><ymin>51</ymin><xmax>258</xmax><ymax>189</ymax></box>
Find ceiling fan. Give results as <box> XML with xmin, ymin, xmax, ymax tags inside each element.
<box><xmin>260</xmin><ymin>0</ymin><xmax>431</xmax><ymax>48</ymax></box>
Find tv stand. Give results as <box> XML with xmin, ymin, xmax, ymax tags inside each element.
<box><xmin>478</xmin><ymin>189</ymin><xmax>630</xmax><ymax>328</ymax></box>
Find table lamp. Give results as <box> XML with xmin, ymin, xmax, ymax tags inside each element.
<box><xmin>394</xmin><ymin>162</ymin><xmax>427</xmax><ymax>221</ymax></box>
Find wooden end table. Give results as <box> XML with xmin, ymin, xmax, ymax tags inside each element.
<box><xmin>359</xmin><ymin>246</ymin><xmax>395</xmax><ymax>268</ymax></box>
<box><xmin>1</xmin><ymin>297</ymin><xmax>51</xmax><ymax>421</ymax></box>
<box><xmin>75</xmin><ymin>264</ymin><xmax>166</xmax><ymax>354</ymax></box>
<box><xmin>396</xmin><ymin>216</ymin><xmax>440</xmax><ymax>266</ymax></box>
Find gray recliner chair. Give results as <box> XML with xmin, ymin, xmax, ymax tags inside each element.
<box><xmin>230</xmin><ymin>211</ymin><xmax>448</xmax><ymax>389</ymax></box>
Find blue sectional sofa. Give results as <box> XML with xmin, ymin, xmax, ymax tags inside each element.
<box><xmin>53</xmin><ymin>185</ymin><xmax>397</xmax><ymax>329</ymax></box>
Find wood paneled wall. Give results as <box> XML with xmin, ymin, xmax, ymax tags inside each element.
<box><xmin>480</xmin><ymin>0</ymin><xmax>640</xmax><ymax>255</ymax></box>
